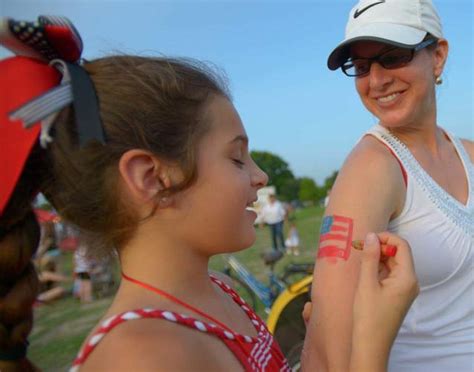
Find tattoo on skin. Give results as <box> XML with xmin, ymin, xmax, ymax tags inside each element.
<box><xmin>317</xmin><ymin>215</ymin><xmax>354</xmax><ymax>260</ymax></box>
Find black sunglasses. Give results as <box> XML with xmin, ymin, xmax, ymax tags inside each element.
<box><xmin>342</xmin><ymin>38</ymin><xmax>437</xmax><ymax>77</ymax></box>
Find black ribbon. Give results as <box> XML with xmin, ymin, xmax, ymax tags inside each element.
<box><xmin>66</xmin><ymin>62</ymin><xmax>106</xmax><ymax>147</ymax></box>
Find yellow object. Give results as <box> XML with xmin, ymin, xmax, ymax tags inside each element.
<box><xmin>267</xmin><ymin>275</ymin><xmax>312</xmax><ymax>333</ymax></box>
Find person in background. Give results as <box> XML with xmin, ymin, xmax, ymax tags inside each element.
<box><xmin>323</xmin><ymin>188</ymin><xmax>331</xmax><ymax>208</ymax></box>
<box><xmin>284</xmin><ymin>205</ymin><xmax>300</xmax><ymax>256</ymax></box>
<box><xmin>73</xmin><ymin>242</ymin><xmax>93</xmax><ymax>303</ymax></box>
<box><xmin>36</xmin><ymin>254</ymin><xmax>70</xmax><ymax>304</ymax></box>
<box><xmin>308</xmin><ymin>0</ymin><xmax>474</xmax><ymax>371</ymax></box>
<box><xmin>261</xmin><ymin>194</ymin><xmax>287</xmax><ymax>251</ymax></box>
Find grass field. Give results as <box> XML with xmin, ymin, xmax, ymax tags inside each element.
<box><xmin>30</xmin><ymin>205</ymin><xmax>324</xmax><ymax>371</ymax></box>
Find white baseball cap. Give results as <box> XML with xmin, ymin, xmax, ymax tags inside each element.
<box><xmin>327</xmin><ymin>0</ymin><xmax>443</xmax><ymax>70</ymax></box>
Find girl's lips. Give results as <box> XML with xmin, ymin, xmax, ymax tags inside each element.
<box><xmin>245</xmin><ymin>208</ymin><xmax>258</xmax><ymax>220</ymax></box>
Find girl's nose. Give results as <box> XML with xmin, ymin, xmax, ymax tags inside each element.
<box><xmin>251</xmin><ymin>159</ymin><xmax>268</xmax><ymax>189</ymax></box>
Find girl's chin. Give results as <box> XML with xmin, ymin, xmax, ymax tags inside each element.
<box><xmin>239</xmin><ymin>231</ymin><xmax>257</xmax><ymax>251</ymax></box>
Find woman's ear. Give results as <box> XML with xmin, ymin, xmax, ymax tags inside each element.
<box><xmin>433</xmin><ymin>38</ymin><xmax>449</xmax><ymax>79</ymax></box>
<box><xmin>118</xmin><ymin>149</ymin><xmax>171</xmax><ymax>205</ymax></box>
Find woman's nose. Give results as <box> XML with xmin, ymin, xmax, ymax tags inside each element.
<box><xmin>368</xmin><ymin>61</ymin><xmax>393</xmax><ymax>89</ymax></box>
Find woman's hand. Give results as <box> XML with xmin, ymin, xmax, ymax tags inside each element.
<box><xmin>350</xmin><ymin>232</ymin><xmax>419</xmax><ymax>372</ymax></box>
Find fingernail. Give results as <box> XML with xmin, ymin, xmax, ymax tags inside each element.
<box><xmin>383</xmin><ymin>245</ymin><xmax>398</xmax><ymax>257</ymax></box>
<box><xmin>365</xmin><ymin>232</ymin><xmax>377</xmax><ymax>244</ymax></box>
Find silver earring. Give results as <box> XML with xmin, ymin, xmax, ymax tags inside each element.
<box><xmin>435</xmin><ymin>76</ymin><xmax>443</xmax><ymax>85</ymax></box>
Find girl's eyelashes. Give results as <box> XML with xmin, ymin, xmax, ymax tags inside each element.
<box><xmin>232</xmin><ymin>158</ymin><xmax>245</xmax><ymax>168</ymax></box>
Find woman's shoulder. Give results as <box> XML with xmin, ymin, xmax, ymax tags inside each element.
<box><xmin>342</xmin><ymin>134</ymin><xmax>405</xmax><ymax>179</ymax></box>
<box><xmin>328</xmin><ymin>135</ymin><xmax>406</xmax><ymax>216</ymax></box>
<box><xmin>79</xmin><ymin>314</ymin><xmax>225</xmax><ymax>371</ymax></box>
<box><xmin>460</xmin><ymin>138</ymin><xmax>474</xmax><ymax>163</ymax></box>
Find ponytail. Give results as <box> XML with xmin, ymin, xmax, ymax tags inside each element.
<box><xmin>0</xmin><ymin>146</ymin><xmax>45</xmax><ymax>371</ymax></box>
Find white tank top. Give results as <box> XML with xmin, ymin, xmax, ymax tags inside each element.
<box><xmin>367</xmin><ymin>125</ymin><xmax>474</xmax><ymax>372</ymax></box>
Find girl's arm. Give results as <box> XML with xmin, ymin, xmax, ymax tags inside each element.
<box><xmin>302</xmin><ymin>137</ymin><xmax>406</xmax><ymax>371</ymax></box>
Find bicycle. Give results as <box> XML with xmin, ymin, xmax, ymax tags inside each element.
<box><xmin>222</xmin><ymin>250</ymin><xmax>314</xmax><ymax>370</ymax></box>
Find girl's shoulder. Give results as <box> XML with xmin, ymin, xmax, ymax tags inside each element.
<box><xmin>78</xmin><ymin>313</ymin><xmax>228</xmax><ymax>371</ymax></box>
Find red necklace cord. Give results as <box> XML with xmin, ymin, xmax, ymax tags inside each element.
<box><xmin>121</xmin><ymin>272</ymin><xmax>235</xmax><ymax>333</ymax></box>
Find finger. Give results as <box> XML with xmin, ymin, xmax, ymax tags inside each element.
<box><xmin>377</xmin><ymin>232</ymin><xmax>415</xmax><ymax>270</ymax></box>
<box><xmin>302</xmin><ymin>301</ymin><xmax>312</xmax><ymax>326</ymax></box>
<box><xmin>357</xmin><ymin>232</ymin><xmax>381</xmax><ymax>289</ymax></box>
<box><xmin>377</xmin><ymin>232</ymin><xmax>418</xmax><ymax>297</ymax></box>
<box><xmin>381</xmin><ymin>244</ymin><xmax>397</xmax><ymax>257</ymax></box>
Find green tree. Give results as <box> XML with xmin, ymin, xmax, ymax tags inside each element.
<box><xmin>298</xmin><ymin>177</ymin><xmax>317</xmax><ymax>203</ymax></box>
<box><xmin>323</xmin><ymin>170</ymin><xmax>338</xmax><ymax>192</ymax></box>
<box><xmin>250</xmin><ymin>151</ymin><xmax>296</xmax><ymax>201</ymax></box>
<box><xmin>279</xmin><ymin>178</ymin><xmax>300</xmax><ymax>202</ymax></box>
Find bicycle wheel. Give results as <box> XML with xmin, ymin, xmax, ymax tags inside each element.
<box><xmin>271</xmin><ymin>290</ymin><xmax>311</xmax><ymax>371</ymax></box>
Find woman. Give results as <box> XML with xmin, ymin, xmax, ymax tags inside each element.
<box><xmin>307</xmin><ymin>0</ymin><xmax>474</xmax><ymax>371</ymax></box>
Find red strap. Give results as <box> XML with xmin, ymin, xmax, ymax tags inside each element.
<box><xmin>367</xmin><ymin>134</ymin><xmax>408</xmax><ymax>187</ymax></box>
<box><xmin>121</xmin><ymin>272</ymin><xmax>233</xmax><ymax>333</ymax></box>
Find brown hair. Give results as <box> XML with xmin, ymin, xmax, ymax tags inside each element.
<box><xmin>45</xmin><ymin>55</ymin><xmax>230</xmax><ymax>253</ymax></box>
<box><xmin>0</xmin><ymin>55</ymin><xmax>229</xmax><ymax>370</ymax></box>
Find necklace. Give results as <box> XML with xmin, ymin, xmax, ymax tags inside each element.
<box><xmin>121</xmin><ymin>271</ymin><xmax>234</xmax><ymax>332</ymax></box>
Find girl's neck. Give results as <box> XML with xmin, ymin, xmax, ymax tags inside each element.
<box><xmin>117</xmin><ymin>228</ymin><xmax>215</xmax><ymax>301</ymax></box>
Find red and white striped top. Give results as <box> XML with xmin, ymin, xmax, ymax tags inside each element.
<box><xmin>70</xmin><ymin>277</ymin><xmax>290</xmax><ymax>371</ymax></box>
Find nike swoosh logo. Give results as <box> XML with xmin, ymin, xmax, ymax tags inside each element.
<box><xmin>354</xmin><ymin>1</ymin><xmax>385</xmax><ymax>18</ymax></box>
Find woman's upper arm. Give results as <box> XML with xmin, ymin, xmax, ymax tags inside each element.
<box><xmin>313</xmin><ymin>138</ymin><xmax>402</xmax><ymax>315</ymax></box>
<box><xmin>305</xmin><ymin>137</ymin><xmax>405</xmax><ymax>370</ymax></box>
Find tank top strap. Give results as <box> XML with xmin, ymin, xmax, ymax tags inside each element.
<box><xmin>71</xmin><ymin>275</ymin><xmax>290</xmax><ymax>372</ymax></box>
<box><xmin>209</xmin><ymin>275</ymin><xmax>265</xmax><ymax>328</ymax></box>
<box><xmin>70</xmin><ymin>307</ymin><xmax>259</xmax><ymax>372</ymax></box>
<box><xmin>364</xmin><ymin>124</ymin><xmax>408</xmax><ymax>186</ymax></box>
<box><xmin>443</xmin><ymin>129</ymin><xmax>474</xmax><ymax>209</ymax></box>
<box><xmin>365</xmin><ymin>124</ymin><xmax>474</xmax><ymax>237</ymax></box>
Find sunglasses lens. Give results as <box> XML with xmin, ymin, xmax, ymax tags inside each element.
<box><xmin>343</xmin><ymin>59</ymin><xmax>370</xmax><ymax>76</ymax></box>
<box><xmin>380</xmin><ymin>49</ymin><xmax>413</xmax><ymax>69</ymax></box>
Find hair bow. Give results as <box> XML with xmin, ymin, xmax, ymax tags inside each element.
<box><xmin>0</xmin><ymin>15</ymin><xmax>105</xmax><ymax>215</ymax></box>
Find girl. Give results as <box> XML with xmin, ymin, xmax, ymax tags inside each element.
<box><xmin>0</xmin><ymin>15</ymin><xmax>418</xmax><ymax>371</ymax></box>
<box><xmin>311</xmin><ymin>0</ymin><xmax>474</xmax><ymax>371</ymax></box>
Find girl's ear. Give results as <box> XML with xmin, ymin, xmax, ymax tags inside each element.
<box><xmin>433</xmin><ymin>38</ymin><xmax>449</xmax><ymax>79</ymax></box>
<box><xmin>118</xmin><ymin>149</ymin><xmax>172</xmax><ymax>205</ymax></box>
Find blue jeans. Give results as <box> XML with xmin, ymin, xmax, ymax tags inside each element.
<box><xmin>268</xmin><ymin>221</ymin><xmax>285</xmax><ymax>251</ymax></box>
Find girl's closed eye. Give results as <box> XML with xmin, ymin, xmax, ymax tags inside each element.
<box><xmin>232</xmin><ymin>157</ymin><xmax>245</xmax><ymax>167</ymax></box>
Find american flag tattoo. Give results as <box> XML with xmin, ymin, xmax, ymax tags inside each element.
<box><xmin>317</xmin><ymin>215</ymin><xmax>353</xmax><ymax>260</ymax></box>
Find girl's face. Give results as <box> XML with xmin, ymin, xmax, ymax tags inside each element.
<box><xmin>352</xmin><ymin>40</ymin><xmax>445</xmax><ymax>129</ymax></box>
<box><xmin>176</xmin><ymin>95</ymin><xmax>268</xmax><ymax>255</ymax></box>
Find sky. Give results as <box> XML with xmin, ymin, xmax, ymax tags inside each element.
<box><xmin>1</xmin><ymin>0</ymin><xmax>472</xmax><ymax>183</ymax></box>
